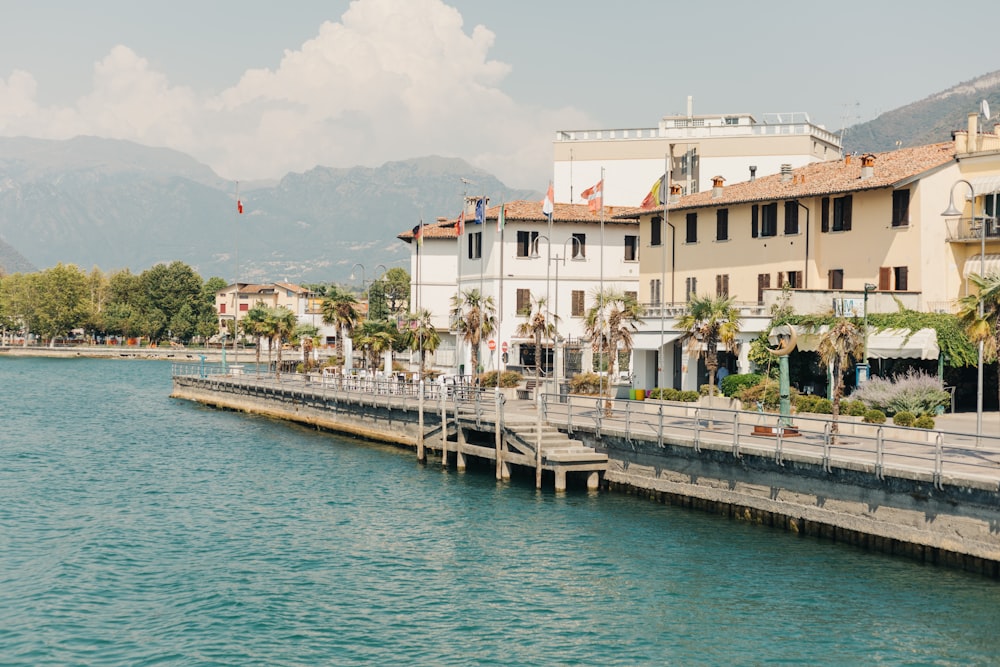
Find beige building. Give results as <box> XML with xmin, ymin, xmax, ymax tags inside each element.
<box><xmin>554</xmin><ymin>104</ymin><xmax>842</xmax><ymax>208</ymax></box>
<box><xmin>216</xmin><ymin>282</ymin><xmax>334</xmax><ymax>344</ymax></box>
<box><xmin>622</xmin><ymin>113</ymin><xmax>1000</xmax><ymax>391</ymax></box>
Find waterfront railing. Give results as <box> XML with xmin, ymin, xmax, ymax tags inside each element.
<box><xmin>542</xmin><ymin>393</ymin><xmax>1000</xmax><ymax>490</ymax></box>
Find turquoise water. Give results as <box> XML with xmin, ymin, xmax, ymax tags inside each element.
<box><xmin>1</xmin><ymin>357</ymin><xmax>998</xmax><ymax>666</ymax></box>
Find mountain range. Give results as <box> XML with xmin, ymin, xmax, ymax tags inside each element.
<box><xmin>2</xmin><ymin>69</ymin><xmax>999</xmax><ymax>283</ymax></box>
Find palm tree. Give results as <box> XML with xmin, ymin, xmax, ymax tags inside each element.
<box><xmin>321</xmin><ymin>286</ymin><xmax>360</xmax><ymax>362</ymax></box>
<box><xmin>401</xmin><ymin>309</ymin><xmax>441</xmax><ymax>378</ymax></box>
<box><xmin>816</xmin><ymin>318</ymin><xmax>865</xmax><ymax>437</ymax></box>
<box><xmin>676</xmin><ymin>294</ymin><xmax>742</xmax><ymax>397</ymax></box>
<box><xmin>449</xmin><ymin>288</ymin><xmax>497</xmax><ymax>378</ymax></box>
<box><xmin>583</xmin><ymin>288</ymin><xmax>645</xmax><ymax>385</ymax></box>
<box><xmin>243</xmin><ymin>304</ymin><xmax>270</xmax><ymax>372</ymax></box>
<box><xmin>514</xmin><ymin>295</ymin><xmax>557</xmax><ymax>382</ymax></box>
<box><xmin>269</xmin><ymin>306</ymin><xmax>298</xmax><ymax>379</ymax></box>
<box><xmin>957</xmin><ymin>272</ymin><xmax>1000</xmax><ymax>413</ymax></box>
<box><xmin>295</xmin><ymin>323</ymin><xmax>320</xmax><ymax>371</ymax></box>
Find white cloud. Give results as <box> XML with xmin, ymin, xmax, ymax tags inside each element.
<box><xmin>0</xmin><ymin>0</ymin><xmax>594</xmax><ymax>188</ymax></box>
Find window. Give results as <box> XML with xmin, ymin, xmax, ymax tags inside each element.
<box><xmin>716</xmin><ymin>274</ymin><xmax>729</xmax><ymax>298</ymax></box>
<box><xmin>239</xmin><ymin>303</ymin><xmax>248</xmax><ymax>311</ymax></box>
<box><xmin>892</xmin><ymin>189</ymin><xmax>910</xmax><ymax>227</ymax></box>
<box><xmin>716</xmin><ymin>209</ymin><xmax>729</xmax><ymax>241</ymax></box>
<box><xmin>724</xmin><ymin>116</ymin><xmax>740</xmax><ymax>126</ymax></box>
<box><xmin>516</xmin><ymin>288</ymin><xmax>531</xmax><ymax>315</ymax></box>
<box><xmin>516</xmin><ymin>230</ymin><xmax>538</xmax><ymax>257</ymax></box>
<box><xmin>685</xmin><ymin>276</ymin><xmax>697</xmax><ymax>301</ymax></box>
<box><xmin>685</xmin><ymin>212</ymin><xmax>698</xmax><ymax>243</ymax></box>
<box><xmin>761</xmin><ymin>203</ymin><xmax>778</xmax><ymax>237</ymax></box>
<box><xmin>572</xmin><ymin>232</ymin><xmax>586</xmax><ymax>258</ymax></box>
<box><xmin>650</xmin><ymin>279</ymin><xmax>662</xmax><ymax>305</ymax></box>
<box><xmin>651</xmin><ymin>216</ymin><xmax>663</xmax><ymax>246</ymax></box>
<box><xmin>468</xmin><ymin>231</ymin><xmax>482</xmax><ymax>259</ymax></box>
<box><xmin>757</xmin><ymin>273</ymin><xmax>770</xmax><ymax>304</ymax></box>
<box><xmin>832</xmin><ymin>195</ymin><xmax>852</xmax><ymax>231</ymax></box>
<box><xmin>821</xmin><ymin>197</ymin><xmax>830</xmax><ymax>232</ymax></box>
<box><xmin>894</xmin><ymin>266</ymin><xmax>909</xmax><ymax>291</ymax></box>
<box><xmin>220</xmin><ymin>303</ymin><xmax>226</xmax><ymax>314</ymax></box>
<box><xmin>624</xmin><ymin>235</ymin><xmax>638</xmax><ymax>261</ymax></box>
<box><xmin>624</xmin><ymin>290</ymin><xmax>638</xmax><ymax>303</ymax></box>
<box><xmin>785</xmin><ymin>271</ymin><xmax>803</xmax><ymax>288</ymax></box>
<box><xmin>571</xmin><ymin>290</ymin><xmax>585</xmax><ymax>317</ymax></box>
<box><xmin>784</xmin><ymin>201</ymin><xmax>799</xmax><ymax>235</ymax></box>
<box><xmin>828</xmin><ymin>269</ymin><xmax>844</xmax><ymax>290</ymax></box>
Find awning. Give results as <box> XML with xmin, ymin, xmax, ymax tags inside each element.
<box><xmin>780</xmin><ymin>326</ymin><xmax>939</xmax><ymax>360</ymax></box>
<box><xmin>963</xmin><ymin>254</ymin><xmax>1000</xmax><ymax>278</ymax></box>
<box><xmin>969</xmin><ymin>176</ymin><xmax>1000</xmax><ymax>196</ymax></box>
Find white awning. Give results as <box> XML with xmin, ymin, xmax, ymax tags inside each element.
<box><xmin>969</xmin><ymin>176</ymin><xmax>1000</xmax><ymax>196</ymax></box>
<box><xmin>963</xmin><ymin>254</ymin><xmax>1000</xmax><ymax>278</ymax></box>
<box><xmin>781</xmin><ymin>326</ymin><xmax>939</xmax><ymax>360</ymax></box>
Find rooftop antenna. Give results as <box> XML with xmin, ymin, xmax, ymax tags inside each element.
<box><xmin>838</xmin><ymin>101</ymin><xmax>861</xmax><ymax>155</ymax></box>
<box><xmin>981</xmin><ymin>99</ymin><xmax>992</xmax><ymax>126</ymax></box>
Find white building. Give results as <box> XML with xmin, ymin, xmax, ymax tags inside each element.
<box><xmin>401</xmin><ymin>199</ymin><xmax>640</xmax><ymax>380</ymax></box>
<box><xmin>554</xmin><ymin>103</ymin><xmax>842</xmax><ymax>208</ymax></box>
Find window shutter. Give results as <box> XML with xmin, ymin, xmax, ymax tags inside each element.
<box><xmin>751</xmin><ymin>205</ymin><xmax>759</xmax><ymax>238</ymax></box>
<box><xmin>821</xmin><ymin>197</ymin><xmax>830</xmax><ymax>232</ymax></box>
<box><xmin>777</xmin><ymin>272</ymin><xmax>785</xmax><ymax>288</ymax></box>
<box><xmin>879</xmin><ymin>267</ymin><xmax>891</xmax><ymax>291</ymax></box>
<box><xmin>843</xmin><ymin>195</ymin><xmax>853</xmax><ymax>231</ymax></box>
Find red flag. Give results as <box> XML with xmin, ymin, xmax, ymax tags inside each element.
<box><xmin>237</xmin><ymin>199</ymin><xmax>244</xmax><ymax>214</ymax></box>
<box><xmin>541</xmin><ymin>182</ymin><xmax>554</xmax><ymax>219</ymax></box>
<box><xmin>456</xmin><ymin>209</ymin><xmax>464</xmax><ymax>235</ymax></box>
<box><xmin>640</xmin><ymin>175</ymin><xmax>665</xmax><ymax>210</ymax></box>
<box><xmin>580</xmin><ymin>179</ymin><xmax>603</xmax><ymax>213</ymax></box>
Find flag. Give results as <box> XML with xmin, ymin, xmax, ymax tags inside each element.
<box><xmin>640</xmin><ymin>175</ymin><xmax>666</xmax><ymax>209</ymax></box>
<box><xmin>497</xmin><ymin>201</ymin><xmax>505</xmax><ymax>232</ymax></box>
<box><xmin>412</xmin><ymin>221</ymin><xmax>423</xmax><ymax>246</ymax></box>
<box><xmin>541</xmin><ymin>181</ymin><xmax>554</xmax><ymax>219</ymax></box>
<box><xmin>581</xmin><ymin>179</ymin><xmax>603</xmax><ymax>213</ymax></box>
<box><xmin>456</xmin><ymin>209</ymin><xmax>464</xmax><ymax>235</ymax></box>
<box><xmin>237</xmin><ymin>199</ymin><xmax>243</xmax><ymax>214</ymax></box>
<box><xmin>475</xmin><ymin>197</ymin><xmax>485</xmax><ymax>224</ymax></box>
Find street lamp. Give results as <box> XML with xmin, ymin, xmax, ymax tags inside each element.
<box><xmin>552</xmin><ymin>236</ymin><xmax>584</xmax><ymax>389</ymax></box>
<box><xmin>531</xmin><ymin>234</ymin><xmax>552</xmax><ymax>384</ymax></box>
<box><xmin>942</xmin><ymin>179</ymin><xmax>983</xmax><ymax>440</ymax></box>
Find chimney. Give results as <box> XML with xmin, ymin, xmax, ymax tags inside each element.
<box><xmin>711</xmin><ymin>175</ymin><xmax>725</xmax><ymax>199</ymax></box>
<box><xmin>860</xmin><ymin>153</ymin><xmax>875</xmax><ymax>180</ymax></box>
<box><xmin>687</xmin><ymin>95</ymin><xmax>693</xmax><ymax>119</ymax></box>
<box><xmin>969</xmin><ymin>112</ymin><xmax>980</xmax><ymax>152</ymax></box>
<box><xmin>749</xmin><ymin>165</ymin><xmax>757</xmax><ymax>182</ymax></box>
<box><xmin>669</xmin><ymin>183</ymin><xmax>682</xmax><ymax>204</ymax></box>
<box><xmin>780</xmin><ymin>164</ymin><xmax>793</xmax><ymax>183</ymax></box>
<box><xmin>845</xmin><ymin>154</ymin><xmax>852</xmax><ymax>165</ymax></box>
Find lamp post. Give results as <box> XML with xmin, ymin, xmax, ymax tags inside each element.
<box><xmin>859</xmin><ymin>282</ymin><xmax>877</xmax><ymax>385</ymax></box>
<box><xmin>532</xmin><ymin>234</ymin><xmax>553</xmax><ymax>384</ymax></box>
<box><xmin>942</xmin><ymin>179</ymin><xmax>983</xmax><ymax>441</ymax></box>
<box><xmin>552</xmin><ymin>236</ymin><xmax>583</xmax><ymax>390</ymax></box>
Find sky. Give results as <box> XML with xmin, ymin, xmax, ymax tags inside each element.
<box><xmin>0</xmin><ymin>0</ymin><xmax>996</xmax><ymax>190</ymax></box>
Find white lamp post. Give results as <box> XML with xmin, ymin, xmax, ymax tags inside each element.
<box><xmin>942</xmin><ymin>179</ymin><xmax>983</xmax><ymax>441</ymax></box>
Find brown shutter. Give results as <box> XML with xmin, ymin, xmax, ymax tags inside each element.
<box><xmin>821</xmin><ymin>197</ymin><xmax>830</xmax><ymax>232</ymax></box>
<box><xmin>879</xmin><ymin>267</ymin><xmax>891</xmax><ymax>291</ymax></box>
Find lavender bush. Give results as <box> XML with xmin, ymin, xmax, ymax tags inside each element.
<box><xmin>849</xmin><ymin>369</ymin><xmax>950</xmax><ymax>416</ymax></box>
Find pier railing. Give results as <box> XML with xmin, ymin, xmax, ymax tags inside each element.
<box><xmin>542</xmin><ymin>393</ymin><xmax>1000</xmax><ymax>490</ymax></box>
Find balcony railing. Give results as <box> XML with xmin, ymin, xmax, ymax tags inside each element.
<box><xmin>944</xmin><ymin>216</ymin><xmax>1000</xmax><ymax>243</ymax></box>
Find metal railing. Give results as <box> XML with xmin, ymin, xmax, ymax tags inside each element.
<box><xmin>542</xmin><ymin>393</ymin><xmax>1000</xmax><ymax>490</ymax></box>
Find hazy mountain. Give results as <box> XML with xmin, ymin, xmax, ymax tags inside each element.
<box><xmin>0</xmin><ymin>138</ymin><xmax>537</xmax><ymax>282</ymax></box>
<box><xmin>843</xmin><ymin>70</ymin><xmax>1000</xmax><ymax>153</ymax></box>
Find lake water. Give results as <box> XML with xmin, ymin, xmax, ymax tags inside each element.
<box><xmin>1</xmin><ymin>356</ymin><xmax>998</xmax><ymax>666</ymax></box>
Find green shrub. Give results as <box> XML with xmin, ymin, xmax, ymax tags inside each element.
<box><xmin>478</xmin><ymin>370</ymin><xmax>499</xmax><ymax>387</ymax></box>
<box><xmin>914</xmin><ymin>414</ymin><xmax>935</xmax><ymax>429</ymax></box>
<box><xmin>814</xmin><ymin>398</ymin><xmax>832</xmax><ymax>414</ymax></box>
<box><xmin>478</xmin><ymin>370</ymin><xmax>524</xmax><ymax>388</ymax></box>
<box><xmin>851</xmin><ymin>369</ymin><xmax>950</xmax><ymax>416</ymax></box>
<box><xmin>863</xmin><ymin>409</ymin><xmax>886</xmax><ymax>424</ymax></box>
<box><xmin>740</xmin><ymin>379</ymin><xmax>781</xmax><ymax>411</ymax></box>
<box><xmin>569</xmin><ymin>372</ymin><xmax>603</xmax><ymax>395</ymax></box>
<box><xmin>844</xmin><ymin>399</ymin><xmax>867</xmax><ymax>417</ymax></box>
<box><xmin>720</xmin><ymin>373</ymin><xmax>762</xmax><ymax>398</ymax></box>
<box><xmin>699</xmin><ymin>384</ymin><xmax>712</xmax><ymax>396</ymax></box>
<box><xmin>795</xmin><ymin>394</ymin><xmax>818</xmax><ymax>413</ymax></box>
<box><xmin>678</xmin><ymin>390</ymin><xmax>700</xmax><ymax>402</ymax></box>
<box><xmin>893</xmin><ymin>411</ymin><xmax>916</xmax><ymax>427</ymax></box>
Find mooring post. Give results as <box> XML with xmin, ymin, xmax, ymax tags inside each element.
<box><xmin>495</xmin><ymin>387</ymin><xmax>503</xmax><ymax>480</ymax></box>
<box><xmin>417</xmin><ymin>379</ymin><xmax>425</xmax><ymax>463</ymax></box>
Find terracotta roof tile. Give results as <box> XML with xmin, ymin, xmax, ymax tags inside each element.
<box><xmin>398</xmin><ymin>201</ymin><xmax>636</xmax><ymax>241</ymax></box>
<box><xmin>614</xmin><ymin>142</ymin><xmax>955</xmax><ymax>217</ymax></box>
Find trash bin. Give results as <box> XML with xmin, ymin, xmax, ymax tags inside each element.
<box><xmin>559</xmin><ymin>383</ymin><xmax>569</xmax><ymax>404</ymax></box>
<box><xmin>636</xmin><ymin>389</ymin><xmax>645</xmax><ymax>401</ymax></box>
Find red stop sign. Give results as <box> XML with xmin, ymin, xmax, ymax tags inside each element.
<box><xmin>488</xmin><ymin>339</ymin><xmax>496</xmax><ymax>351</ymax></box>
<box><xmin>501</xmin><ymin>341</ymin><xmax>508</xmax><ymax>353</ymax></box>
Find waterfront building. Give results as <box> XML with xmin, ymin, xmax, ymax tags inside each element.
<box><xmin>623</xmin><ymin>113</ymin><xmax>1000</xmax><ymax>391</ymax></box>
<box><xmin>399</xmin><ymin>201</ymin><xmax>639</xmax><ymax>380</ymax></box>
<box><xmin>215</xmin><ymin>282</ymin><xmax>337</xmax><ymax>348</ymax></box>
<box><xmin>554</xmin><ymin>100</ymin><xmax>842</xmax><ymax>208</ymax></box>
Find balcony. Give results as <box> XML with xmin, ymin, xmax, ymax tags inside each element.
<box><xmin>944</xmin><ymin>216</ymin><xmax>1000</xmax><ymax>243</ymax></box>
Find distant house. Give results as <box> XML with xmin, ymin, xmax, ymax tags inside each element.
<box><xmin>215</xmin><ymin>282</ymin><xmax>336</xmax><ymax>348</ymax></box>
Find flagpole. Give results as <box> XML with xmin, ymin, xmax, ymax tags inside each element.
<box><xmin>417</xmin><ymin>217</ymin><xmax>425</xmax><ymax>463</ymax></box>
<box><xmin>234</xmin><ymin>180</ymin><xmax>240</xmax><ymax>368</ymax></box>
<box><xmin>497</xmin><ymin>200</ymin><xmax>505</xmax><ymax>373</ymax></box>
<box><xmin>660</xmin><ymin>154</ymin><xmax>668</xmax><ymax>390</ymax></box>
<box><xmin>599</xmin><ymin>167</ymin><xmax>605</xmax><ymax>403</ymax></box>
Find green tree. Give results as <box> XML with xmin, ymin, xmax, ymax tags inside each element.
<box><xmin>676</xmin><ymin>294</ymin><xmax>742</xmax><ymax>397</ymax></box>
<box><xmin>449</xmin><ymin>288</ymin><xmax>497</xmax><ymax>376</ymax></box>
<box><xmin>0</xmin><ymin>272</ymin><xmax>38</xmax><ymax>344</ymax></box>
<box><xmin>514</xmin><ymin>295</ymin><xmax>557</xmax><ymax>382</ymax></box>
<box><xmin>138</xmin><ymin>261</ymin><xmax>204</xmax><ymax>342</ymax></box>
<box><xmin>817</xmin><ymin>318</ymin><xmax>865</xmax><ymax>437</ymax></box>
<box><xmin>957</xmin><ymin>272</ymin><xmax>1000</xmax><ymax>413</ymax></box>
<box><xmin>33</xmin><ymin>264</ymin><xmax>89</xmax><ymax>344</ymax></box>
<box><xmin>401</xmin><ymin>309</ymin><xmax>441</xmax><ymax>378</ymax></box>
<box><xmin>583</xmin><ymin>288</ymin><xmax>645</xmax><ymax>384</ymax></box>
<box><xmin>321</xmin><ymin>286</ymin><xmax>360</xmax><ymax>361</ymax></box>
<box><xmin>382</xmin><ymin>267</ymin><xmax>411</xmax><ymax>316</ymax></box>
<box><xmin>243</xmin><ymin>304</ymin><xmax>271</xmax><ymax>370</ymax></box>
<box><xmin>269</xmin><ymin>307</ymin><xmax>298</xmax><ymax>378</ymax></box>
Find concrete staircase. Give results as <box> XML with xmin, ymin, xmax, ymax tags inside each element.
<box><xmin>505</xmin><ymin>421</ymin><xmax>608</xmax><ymax>465</ymax></box>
